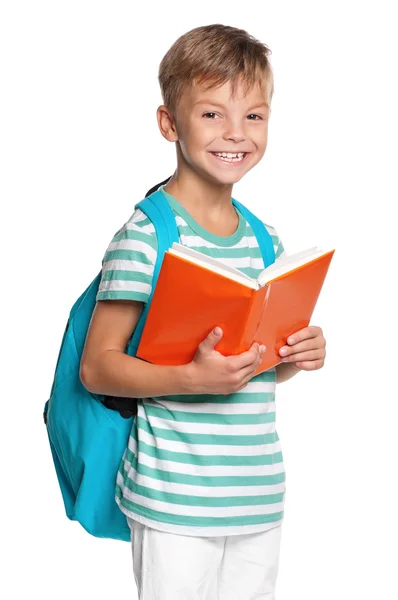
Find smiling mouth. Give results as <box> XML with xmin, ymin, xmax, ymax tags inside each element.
<box><xmin>210</xmin><ymin>152</ymin><xmax>249</xmax><ymax>163</ymax></box>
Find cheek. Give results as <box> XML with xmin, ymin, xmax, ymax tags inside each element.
<box><xmin>253</xmin><ymin>129</ymin><xmax>268</xmax><ymax>158</ymax></box>
<box><xmin>250</xmin><ymin>134</ymin><xmax>268</xmax><ymax>160</ymax></box>
<box><xmin>254</xmin><ymin>124</ymin><xmax>268</xmax><ymax>145</ymax></box>
<box><xmin>178</xmin><ymin>135</ymin><xmax>203</xmax><ymax>167</ymax></box>
<box><xmin>258</xmin><ymin>142</ymin><xmax>268</xmax><ymax>158</ymax></box>
<box><xmin>194</xmin><ymin>122</ymin><xmax>213</xmax><ymax>144</ymax></box>
<box><xmin>186</xmin><ymin>128</ymin><xmax>212</xmax><ymax>157</ymax></box>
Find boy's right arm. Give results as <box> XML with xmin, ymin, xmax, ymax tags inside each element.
<box><xmin>80</xmin><ymin>300</ymin><xmax>265</xmax><ymax>398</ymax></box>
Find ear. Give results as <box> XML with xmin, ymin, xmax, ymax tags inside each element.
<box><xmin>157</xmin><ymin>105</ymin><xmax>178</xmax><ymax>142</ymax></box>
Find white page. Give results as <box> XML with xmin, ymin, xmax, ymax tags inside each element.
<box><xmin>257</xmin><ymin>248</ymin><xmax>331</xmax><ymax>287</ymax></box>
<box><xmin>257</xmin><ymin>246</ymin><xmax>319</xmax><ymax>281</ymax></box>
<box><xmin>168</xmin><ymin>242</ymin><xmax>332</xmax><ymax>291</ymax></box>
<box><xmin>167</xmin><ymin>243</ymin><xmax>257</xmax><ymax>288</ymax></box>
<box><xmin>265</xmin><ymin>246</ymin><xmax>319</xmax><ymax>270</ymax></box>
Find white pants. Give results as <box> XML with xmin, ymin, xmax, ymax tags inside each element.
<box><xmin>128</xmin><ymin>518</ymin><xmax>282</xmax><ymax>600</ymax></box>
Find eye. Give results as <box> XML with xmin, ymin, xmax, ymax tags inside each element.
<box><xmin>247</xmin><ymin>114</ymin><xmax>263</xmax><ymax>120</ymax></box>
<box><xmin>203</xmin><ymin>112</ymin><xmax>219</xmax><ymax>119</ymax></box>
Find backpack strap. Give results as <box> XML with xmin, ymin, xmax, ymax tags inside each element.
<box><xmin>126</xmin><ymin>189</ymin><xmax>179</xmax><ymax>356</ymax></box>
<box><xmin>231</xmin><ymin>198</ymin><xmax>276</xmax><ymax>268</ymax></box>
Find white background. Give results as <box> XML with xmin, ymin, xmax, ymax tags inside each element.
<box><xmin>1</xmin><ymin>1</ymin><xmax>397</xmax><ymax>598</ymax></box>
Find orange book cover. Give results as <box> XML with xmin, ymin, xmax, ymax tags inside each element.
<box><xmin>136</xmin><ymin>248</ymin><xmax>335</xmax><ymax>374</ymax></box>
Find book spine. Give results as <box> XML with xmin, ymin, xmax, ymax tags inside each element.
<box><xmin>239</xmin><ymin>286</ymin><xmax>268</xmax><ymax>351</ymax></box>
<box><xmin>212</xmin><ymin>289</ymin><xmax>258</xmax><ymax>356</ymax></box>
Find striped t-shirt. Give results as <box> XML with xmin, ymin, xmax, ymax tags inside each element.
<box><xmin>96</xmin><ymin>185</ymin><xmax>286</xmax><ymax>537</ymax></box>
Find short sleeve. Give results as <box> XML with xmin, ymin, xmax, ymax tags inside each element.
<box><xmin>95</xmin><ymin>208</ymin><xmax>158</xmax><ymax>304</ymax></box>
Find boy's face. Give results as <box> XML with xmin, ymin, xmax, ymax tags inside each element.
<box><xmin>160</xmin><ymin>77</ymin><xmax>271</xmax><ymax>186</ymax></box>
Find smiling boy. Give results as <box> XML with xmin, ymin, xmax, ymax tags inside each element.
<box><xmin>81</xmin><ymin>24</ymin><xmax>326</xmax><ymax>600</ymax></box>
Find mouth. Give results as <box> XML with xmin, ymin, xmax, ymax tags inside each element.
<box><xmin>209</xmin><ymin>151</ymin><xmax>249</xmax><ymax>165</ymax></box>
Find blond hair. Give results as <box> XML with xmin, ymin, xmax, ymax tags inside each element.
<box><xmin>158</xmin><ymin>24</ymin><xmax>274</xmax><ymax>115</ymax></box>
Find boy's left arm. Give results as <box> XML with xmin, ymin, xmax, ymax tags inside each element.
<box><xmin>275</xmin><ymin>325</ymin><xmax>326</xmax><ymax>384</ymax></box>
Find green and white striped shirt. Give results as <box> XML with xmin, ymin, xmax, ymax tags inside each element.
<box><xmin>96</xmin><ymin>185</ymin><xmax>286</xmax><ymax>536</ymax></box>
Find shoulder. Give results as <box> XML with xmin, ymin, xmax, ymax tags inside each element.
<box><xmin>118</xmin><ymin>206</ymin><xmax>157</xmax><ymax>246</ymax></box>
<box><xmin>102</xmin><ymin>207</ymin><xmax>158</xmax><ymax>265</ymax></box>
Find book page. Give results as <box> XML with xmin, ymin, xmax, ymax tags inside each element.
<box><xmin>168</xmin><ymin>243</ymin><xmax>257</xmax><ymax>289</ymax></box>
<box><xmin>257</xmin><ymin>247</ymin><xmax>331</xmax><ymax>287</ymax></box>
<box><xmin>267</xmin><ymin>246</ymin><xmax>319</xmax><ymax>270</ymax></box>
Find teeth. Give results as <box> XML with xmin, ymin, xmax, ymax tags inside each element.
<box><xmin>214</xmin><ymin>152</ymin><xmax>245</xmax><ymax>158</ymax></box>
<box><xmin>212</xmin><ymin>151</ymin><xmax>246</xmax><ymax>163</ymax></box>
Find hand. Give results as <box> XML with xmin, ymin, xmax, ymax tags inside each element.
<box><xmin>187</xmin><ymin>327</ymin><xmax>266</xmax><ymax>395</ymax></box>
<box><xmin>278</xmin><ymin>325</ymin><xmax>326</xmax><ymax>371</ymax></box>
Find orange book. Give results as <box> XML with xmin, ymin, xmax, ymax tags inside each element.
<box><xmin>136</xmin><ymin>244</ymin><xmax>335</xmax><ymax>374</ymax></box>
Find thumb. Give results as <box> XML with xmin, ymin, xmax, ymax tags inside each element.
<box><xmin>201</xmin><ymin>327</ymin><xmax>223</xmax><ymax>351</ymax></box>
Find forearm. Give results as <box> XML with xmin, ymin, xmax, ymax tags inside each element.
<box><xmin>275</xmin><ymin>362</ymin><xmax>301</xmax><ymax>384</ymax></box>
<box><xmin>81</xmin><ymin>349</ymin><xmax>194</xmax><ymax>398</ymax></box>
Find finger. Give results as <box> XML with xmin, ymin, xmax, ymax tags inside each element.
<box><xmin>294</xmin><ymin>359</ymin><xmax>324</xmax><ymax>370</ymax></box>
<box><xmin>286</xmin><ymin>326</ymin><xmax>321</xmax><ymax>346</ymax></box>
<box><xmin>281</xmin><ymin>350</ymin><xmax>324</xmax><ymax>363</ymax></box>
<box><xmin>200</xmin><ymin>326</ymin><xmax>223</xmax><ymax>351</ymax></box>
<box><xmin>280</xmin><ymin>338</ymin><xmax>324</xmax><ymax>357</ymax></box>
<box><xmin>235</xmin><ymin>352</ymin><xmax>262</xmax><ymax>381</ymax></box>
<box><xmin>236</xmin><ymin>370</ymin><xmax>257</xmax><ymax>391</ymax></box>
<box><xmin>229</xmin><ymin>343</ymin><xmax>264</xmax><ymax>370</ymax></box>
<box><xmin>237</xmin><ymin>361</ymin><xmax>261</xmax><ymax>382</ymax></box>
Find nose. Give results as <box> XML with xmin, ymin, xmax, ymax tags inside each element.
<box><xmin>222</xmin><ymin>117</ymin><xmax>246</xmax><ymax>144</ymax></box>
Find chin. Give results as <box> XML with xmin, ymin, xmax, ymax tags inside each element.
<box><xmin>214</xmin><ymin>172</ymin><xmax>246</xmax><ymax>186</ymax></box>
<box><xmin>201</xmin><ymin>165</ymin><xmax>244</xmax><ymax>184</ymax></box>
<box><xmin>201</xmin><ymin>156</ymin><xmax>256</xmax><ymax>186</ymax></box>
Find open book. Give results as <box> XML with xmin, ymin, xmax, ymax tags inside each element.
<box><xmin>136</xmin><ymin>243</ymin><xmax>335</xmax><ymax>374</ymax></box>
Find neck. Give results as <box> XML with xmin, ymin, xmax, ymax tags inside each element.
<box><xmin>163</xmin><ymin>165</ymin><xmax>235</xmax><ymax>221</ymax></box>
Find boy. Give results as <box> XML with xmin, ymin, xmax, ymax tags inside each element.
<box><xmin>80</xmin><ymin>23</ymin><xmax>326</xmax><ymax>600</ymax></box>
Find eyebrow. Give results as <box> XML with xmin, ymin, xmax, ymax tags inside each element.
<box><xmin>195</xmin><ymin>100</ymin><xmax>269</xmax><ymax>111</ymax></box>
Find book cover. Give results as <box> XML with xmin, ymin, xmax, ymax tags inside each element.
<box><xmin>136</xmin><ymin>248</ymin><xmax>335</xmax><ymax>374</ymax></box>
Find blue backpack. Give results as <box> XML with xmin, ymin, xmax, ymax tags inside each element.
<box><xmin>43</xmin><ymin>180</ymin><xmax>276</xmax><ymax>542</ymax></box>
